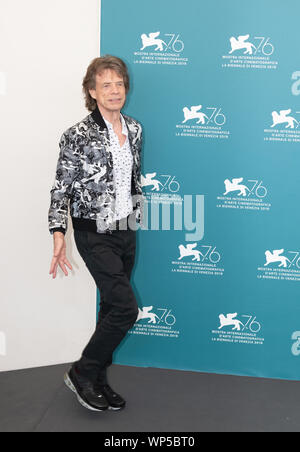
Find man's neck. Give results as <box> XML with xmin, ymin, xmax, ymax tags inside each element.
<box><xmin>98</xmin><ymin>105</ymin><xmax>121</xmax><ymax>129</ymax></box>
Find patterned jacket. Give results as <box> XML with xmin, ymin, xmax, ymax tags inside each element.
<box><xmin>48</xmin><ymin>106</ymin><xmax>143</xmax><ymax>235</ymax></box>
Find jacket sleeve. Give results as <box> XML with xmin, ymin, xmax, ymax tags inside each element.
<box><xmin>48</xmin><ymin>129</ymin><xmax>79</xmax><ymax>235</ymax></box>
<box><xmin>137</xmin><ymin>123</ymin><xmax>143</xmax><ymax>185</ymax></box>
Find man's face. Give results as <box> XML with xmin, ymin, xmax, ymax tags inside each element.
<box><xmin>89</xmin><ymin>69</ymin><xmax>126</xmax><ymax>115</ymax></box>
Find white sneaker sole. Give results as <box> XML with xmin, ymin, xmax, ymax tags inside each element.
<box><xmin>64</xmin><ymin>372</ymin><xmax>107</xmax><ymax>412</ymax></box>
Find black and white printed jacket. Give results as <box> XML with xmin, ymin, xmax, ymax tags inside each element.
<box><xmin>48</xmin><ymin>106</ymin><xmax>143</xmax><ymax>235</ymax></box>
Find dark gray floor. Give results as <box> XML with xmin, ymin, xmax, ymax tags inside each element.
<box><xmin>1</xmin><ymin>363</ymin><xmax>300</xmax><ymax>432</ymax></box>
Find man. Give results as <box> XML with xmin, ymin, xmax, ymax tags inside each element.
<box><xmin>48</xmin><ymin>56</ymin><xmax>143</xmax><ymax>412</ymax></box>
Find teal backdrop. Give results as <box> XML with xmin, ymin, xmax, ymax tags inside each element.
<box><xmin>98</xmin><ymin>0</ymin><xmax>300</xmax><ymax>380</ymax></box>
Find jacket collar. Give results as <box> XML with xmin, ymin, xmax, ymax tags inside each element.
<box><xmin>91</xmin><ymin>105</ymin><xmax>107</xmax><ymax>130</ymax></box>
<box><xmin>91</xmin><ymin>104</ymin><xmax>127</xmax><ymax>131</ymax></box>
<box><xmin>90</xmin><ymin>104</ymin><xmax>136</xmax><ymax>155</ymax></box>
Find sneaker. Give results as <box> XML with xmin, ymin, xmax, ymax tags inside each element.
<box><xmin>64</xmin><ymin>366</ymin><xmax>109</xmax><ymax>412</ymax></box>
<box><xmin>94</xmin><ymin>383</ymin><xmax>126</xmax><ymax>410</ymax></box>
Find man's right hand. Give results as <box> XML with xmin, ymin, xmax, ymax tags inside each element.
<box><xmin>49</xmin><ymin>232</ymin><xmax>73</xmax><ymax>279</ymax></box>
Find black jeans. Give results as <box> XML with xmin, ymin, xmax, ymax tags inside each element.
<box><xmin>73</xmin><ymin>222</ymin><xmax>138</xmax><ymax>384</ymax></box>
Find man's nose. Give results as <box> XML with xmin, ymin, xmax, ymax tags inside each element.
<box><xmin>111</xmin><ymin>84</ymin><xmax>120</xmax><ymax>93</ymax></box>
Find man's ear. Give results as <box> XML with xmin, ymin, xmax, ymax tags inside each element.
<box><xmin>89</xmin><ymin>89</ymin><xmax>97</xmax><ymax>100</ymax></box>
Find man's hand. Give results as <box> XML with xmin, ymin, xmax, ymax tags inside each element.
<box><xmin>49</xmin><ymin>232</ymin><xmax>73</xmax><ymax>279</ymax></box>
